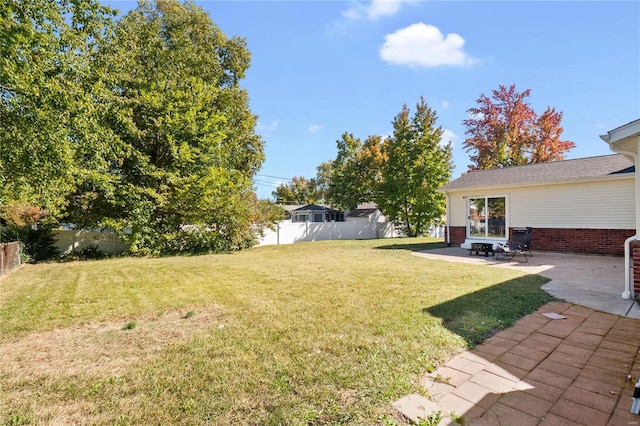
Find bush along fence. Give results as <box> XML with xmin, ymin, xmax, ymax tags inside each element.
<box><xmin>0</xmin><ymin>241</ymin><xmax>21</xmax><ymax>277</ymax></box>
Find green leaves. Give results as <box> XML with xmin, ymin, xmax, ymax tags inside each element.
<box><xmin>1</xmin><ymin>0</ymin><xmax>268</xmax><ymax>256</ymax></box>
<box><xmin>316</xmin><ymin>98</ymin><xmax>451</xmax><ymax>237</ymax></box>
<box><xmin>378</xmin><ymin>97</ymin><xmax>452</xmax><ymax>237</ymax></box>
<box><xmin>90</xmin><ymin>0</ymin><xmax>265</xmax><ymax>254</ymax></box>
<box><xmin>0</xmin><ymin>0</ymin><xmax>116</xmax><ymax>215</ymax></box>
<box><xmin>272</xmin><ymin>176</ymin><xmax>323</xmax><ymax>205</ymax></box>
<box><xmin>323</xmin><ymin>133</ymin><xmax>385</xmax><ymax>210</ymax></box>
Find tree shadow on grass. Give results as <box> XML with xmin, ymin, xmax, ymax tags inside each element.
<box><xmin>424</xmin><ymin>274</ymin><xmax>557</xmax><ymax>347</ymax></box>
<box><xmin>375</xmin><ymin>241</ymin><xmax>447</xmax><ymax>252</ymax></box>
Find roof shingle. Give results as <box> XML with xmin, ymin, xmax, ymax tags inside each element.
<box><xmin>440</xmin><ymin>154</ymin><xmax>634</xmax><ymax>191</ymax></box>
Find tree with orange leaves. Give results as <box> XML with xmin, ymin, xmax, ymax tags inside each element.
<box><xmin>462</xmin><ymin>84</ymin><xmax>575</xmax><ymax>170</ymax></box>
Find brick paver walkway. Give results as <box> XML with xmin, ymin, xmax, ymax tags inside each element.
<box><xmin>394</xmin><ymin>301</ymin><xmax>640</xmax><ymax>425</ymax></box>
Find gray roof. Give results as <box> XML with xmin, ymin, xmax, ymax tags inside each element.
<box><xmin>280</xmin><ymin>204</ymin><xmax>306</xmax><ymax>213</ymax></box>
<box><xmin>291</xmin><ymin>203</ymin><xmax>339</xmax><ymax>212</ymax></box>
<box><xmin>440</xmin><ymin>154</ymin><xmax>634</xmax><ymax>191</ymax></box>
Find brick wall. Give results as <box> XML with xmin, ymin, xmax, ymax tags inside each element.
<box><xmin>446</xmin><ymin>226</ymin><xmax>466</xmax><ymax>245</ymax></box>
<box><xmin>447</xmin><ymin>226</ymin><xmax>633</xmax><ymax>256</ymax></box>
<box><xmin>0</xmin><ymin>241</ymin><xmax>21</xmax><ymax>277</ymax></box>
<box><xmin>532</xmin><ymin>228</ymin><xmax>634</xmax><ymax>256</ymax></box>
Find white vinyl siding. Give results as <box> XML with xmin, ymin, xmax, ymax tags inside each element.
<box><xmin>447</xmin><ymin>194</ymin><xmax>469</xmax><ymax>227</ymax></box>
<box><xmin>509</xmin><ymin>178</ymin><xmax>635</xmax><ymax>229</ymax></box>
<box><xmin>446</xmin><ymin>176</ymin><xmax>635</xmax><ymax>230</ymax></box>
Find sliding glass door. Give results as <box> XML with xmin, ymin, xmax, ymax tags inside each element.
<box><xmin>468</xmin><ymin>196</ymin><xmax>507</xmax><ymax>239</ymax></box>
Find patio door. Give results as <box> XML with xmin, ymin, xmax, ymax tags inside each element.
<box><xmin>468</xmin><ymin>196</ymin><xmax>507</xmax><ymax>239</ymax></box>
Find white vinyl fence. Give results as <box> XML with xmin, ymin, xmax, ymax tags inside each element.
<box><xmin>53</xmin><ymin>224</ymin><xmax>445</xmax><ymax>252</ymax></box>
<box><xmin>428</xmin><ymin>224</ymin><xmax>445</xmax><ymax>238</ymax></box>
<box><xmin>257</xmin><ymin>221</ymin><xmax>397</xmax><ymax>246</ymax></box>
<box><xmin>54</xmin><ymin>230</ymin><xmax>126</xmax><ymax>255</ymax></box>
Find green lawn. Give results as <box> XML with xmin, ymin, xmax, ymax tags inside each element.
<box><xmin>0</xmin><ymin>238</ymin><xmax>554</xmax><ymax>425</ymax></box>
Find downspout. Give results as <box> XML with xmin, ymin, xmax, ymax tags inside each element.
<box><xmin>616</xmin><ymin>147</ymin><xmax>637</xmax><ymax>299</ymax></box>
<box><xmin>623</xmin><ymin>235</ymin><xmax>635</xmax><ymax>299</ymax></box>
<box><xmin>620</xmin><ymin>146</ymin><xmax>638</xmax><ymax>299</ymax></box>
<box><xmin>445</xmin><ymin>194</ymin><xmax>451</xmax><ymax>246</ymax></box>
<box><xmin>601</xmin><ymin>134</ymin><xmax>638</xmax><ymax>299</ymax></box>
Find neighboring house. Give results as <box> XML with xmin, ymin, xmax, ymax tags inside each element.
<box><xmin>261</xmin><ymin>202</ymin><xmax>393</xmax><ymax>245</ymax></box>
<box><xmin>345</xmin><ymin>202</ymin><xmax>386</xmax><ymax>223</ymax></box>
<box><xmin>290</xmin><ymin>204</ymin><xmax>344</xmax><ymax>223</ymax></box>
<box><xmin>439</xmin><ymin>154</ymin><xmax>636</xmax><ymax>256</ymax></box>
<box><xmin>280</xmin><ymin>204</ymin><xmax>306</xmax><ymax>221</ymax></box>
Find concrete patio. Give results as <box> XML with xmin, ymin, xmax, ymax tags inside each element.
<box><xmin>412</xmin><ymin>247</ymin><xmax>640</xmax><ymax>319</ymax></box>
<box><xmin>392</xmin><ymin>248</ymin><xmax>640</xmax><ymax>425</ymax></box>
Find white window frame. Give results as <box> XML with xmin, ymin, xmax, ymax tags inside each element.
<box><xmin>466</xmin><ymin>195</ymin><xmax>509</xmax><ymax>240</ymax></box>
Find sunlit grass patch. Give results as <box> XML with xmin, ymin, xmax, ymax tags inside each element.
<box><xmin>0</xmin><ymin>237</ymin><xmax>553</xmax><ymax>424</ymax></box>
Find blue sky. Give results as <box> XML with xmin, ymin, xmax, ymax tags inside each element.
<box><xmin>105</xmin><ymin>1</ymin><xmax>640</xmax><ymax>199</ymax></box>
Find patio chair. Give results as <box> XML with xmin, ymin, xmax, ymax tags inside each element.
<box><xmin>495</xmin><ymin>228</ymin><xmax>531</xmax><ymax>262</ymax></box>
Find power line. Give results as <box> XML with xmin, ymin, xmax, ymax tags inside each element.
<box><xmin>254</xmin><ymin>179</ymin><xmax>282</xmax><ymax>187</ymax></box>
<box><xmin>255</xmin><ymin>173</ymin><xmax>292</xmax><ymax>181</ymax></box>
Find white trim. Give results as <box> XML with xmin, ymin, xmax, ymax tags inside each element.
<box><xmin>465</xmin><ymin>194</ymin><xmax>509</xmax><ymax>241</ymax></box>
<box><xmin>601</xmin><ymin>119</ymin><xmax>640</xmax><ymax>146</ymax></box>
<box><xmin>445</xmin><ymin>194</ymin><xmax>451</xmax><ymax>246</ymax></box>
<box><xmin>443</xmin><ymin>173</ymin><xmax>633</xmax><ymax>194</ymax></box>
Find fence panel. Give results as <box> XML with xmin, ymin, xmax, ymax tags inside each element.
<box><xmin>54</xmin><ymin>230</ymin><xmax>126</xmax><ymax>255</ymax></box>
<box><xmin>257</xmin><ymin>222</ymin><xmax>396</xmax><ymax>246</ymax></box>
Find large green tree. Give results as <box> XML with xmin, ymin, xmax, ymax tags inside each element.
<box><xmin>1</xmin><ymin>0</ymin><xmax>273</xmax><ymax>257</ymax></box>
<box><xmin>0</xmin><ymin>0</ymin><xmax>115</xmax><ymax>217</ymax></box>
<box><xmin>79</xmin><ymin>0</ymin><xmax>265</xmax><ymax>254</ymax></box>
<box><xmin>462</xmin><ymin>84</ymin><xmax>575</xmax><ymax>170</ymax></box>
<box><xmin>323</xmin><ymin>133</ymin><xmax>385</xmax><ymax>210</ymax></box>
<box><xmin>0</xmin><ymin>0</ymin><xmax>116</xmax><ymax>260</ymax></box>
<box><xmin>378</xmin><ymin>98</ymin><xmax>452</xmax><ymax>237</ymax></box>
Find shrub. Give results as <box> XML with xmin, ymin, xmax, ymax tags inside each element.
<box><xmin>77</xmin><ymin>244</ymin><xmax>107</xmax><ymax>260</ymax></box>
<box><xmin>1</xmin><ymin>224</ymin><xmax>60</xmax><ymax>262</ymax></box>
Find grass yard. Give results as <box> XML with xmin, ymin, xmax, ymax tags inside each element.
<box><xmin>0</xmin><ymin>238</ymin><xmax>554</xmax><ymax>425</ymax></box>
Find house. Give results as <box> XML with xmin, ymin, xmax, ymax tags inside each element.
<box><xmin>260</xmin><ymin>202</ymin><xmax>394</xmax><ymax>245</ymax></box>
<box><xmin>289</xmin><ymin>204</ymin><xmax>344</xmax><ymax>223</ymax></box>
<box><xmin>440</xmin><ymin>118</ymin><xmax>640</xmax><ymax>299</ymax></box>
<box><xmin>345</xmin><ymin>202</ymin><xmax>386</xmax><ymax>223</ymax></box>
<box><xmin>439</xmin><ymin>154</ymin><xmax>636</xmax><ymax>256</ymax></box>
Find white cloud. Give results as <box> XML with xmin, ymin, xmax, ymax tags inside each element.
<box><xmin>342</xmin><ymin>4</ymin><xmax>364</xmax><ymax>20</ymax></box>
<box><xmin>367</xmin><ymin>0</ymin><xmax>404</xmax><ymax>20</ymax></box>
<box><xmin>343</xmin><ymin>0</ymin><xmax>410</xmax><ymax>22</ymax></box>
<box><xmin>441</xmin><ymin>100</ymin><xmax>450</xmax><ymax>109</ymax></box>
<box><xmin>308</xmin><ymin>124</ymin><xmax>322</xmax><ymax>133</ymax></box>
<box><xmin>380</xmin><ymin>23</ymin><xmax>476</xmax><ymax>68</ymax></box>
<box><xmin>441</xmin><ymin>128</ymin><xmax>457</xmax><ymax>146</ymax></box>
<box><xmin>257</xmin><ymin>120</ymin><xmax>279</xmax><ymax>132</ymax></box>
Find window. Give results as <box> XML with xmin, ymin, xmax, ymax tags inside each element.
<box><xmin>468</xmin><ymin>196</ymin><xmax>506</xmax><ymax>239</ymax></box>
<box><xmin>293</xmin><ymin>213</ymin><xmax>310</xmax><ymax>223</ymax></box>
